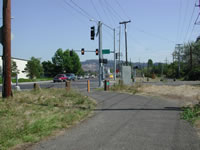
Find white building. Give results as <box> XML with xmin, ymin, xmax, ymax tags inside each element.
<box><xmin>0</xmin><ymin>56</ymin><xmax>28</xmax><ymax>79</ymax></box>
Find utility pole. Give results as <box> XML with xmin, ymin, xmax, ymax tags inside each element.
<box><xmin>98</xmin><ymin>21</ymin><xmax>103</xmax><ymax>87</ymax></box>
<box><xmin>120</xmin><ymin>20</ymin><xmax>131</xmax><ymax>66</ymax></box>
<box><xmin>172</xmin><ymin>52</ymin><xmax>175</xmax><ymax>78</ymax></box>
<box><xmin>118</xmin><ymin>26</ymin><xmax>121</xmax><ymax>64</ymax></box>
<box><xmin>2</xmin><ymin>0</ymin><xmax>12</xmax><ymax>98</ymax></box>
<box><xmin>114</xmin><ymin>28</ymin><xmax>116</xmax><ymax>80</ymax></box>
<box><xmin>176</xmin><ymin>44</ymin><xmax>182</xmax><ymax>78</ymax></box>
<box><xmin>190</xmin><ymin>45</ymin><xmax>193</xmax><ymax>70</ymax></box>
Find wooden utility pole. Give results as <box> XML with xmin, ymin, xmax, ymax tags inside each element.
<box><xmin>190</xmin><ymin>45</ymin><xmax>193</xmax><ymax>70</ymax></box>
<box><xmin>2</xmin><ymin>0</ymin><xmax>12</xmax><ymax>98</ymax></box>
<box><xmin>119</xmin><ymin>20</ymin><xmax>131</xmax><ymax>66</ymax></box>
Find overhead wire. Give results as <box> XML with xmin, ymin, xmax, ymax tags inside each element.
<box><xmin>90</xmin><ymin>0</ymin><xmax>103</xmax><ymax>21</ymax></box>
<box><xmin>98</xmin><ymin>0</ymin><xmax>115</xmax><ymax>27</ymax></box>
<box><xmin>176</xmin><ymin>0</ymin><xmax>183</xmax><ymax>43</ymax></box>
<box><xmin>183</xmin><ymin>0</ymin><xmax>197</xmax><ymax>43</ymax></box>
<box><xmin>179</xmin><ymin>0</ymin><xmax>190</xmax><ymax>43</ymax></box>
<box><xmin>104</xmin><ymin>0</ymin><xmax>123</xmax><ymax>21</ymax></box>
<box><xmin>63</xmin><ymin>0</ymin><xmax>91</xmax><ymax>20</ymax></box>
<box><xmin>70</xmin><ymin>0</ymin><xmax>97</xmax><ymax>21</ymax></box>
<box><xmin>115</xmin><ymin>0</ymin><xmax>130</xmax><ymax>20</ymax></box>
<box><xmin>134</xmin><ymin>26</ymin><xmax>176</xmax><ymax>44</ymax></box>
<box><xmin>102</xmin><ymin>0</ymin><xmax>119</xmax><ymax>23</ymax></box>
<box><xmin>187</xmin><ymin>0</ymin><xmax>199</xmax><ymax>41</ymax></box>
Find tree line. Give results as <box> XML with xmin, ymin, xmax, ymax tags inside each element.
<box><xmin>140</xmin><ymin>40</ymin><xmax>200</xmax><ymax>80</ymax></box>
<box><xmin>16</xmin><ymin>48</ymin><xmax>83</xmax><ymax>79</ymax></box>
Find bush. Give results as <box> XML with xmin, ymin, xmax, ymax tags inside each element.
<box><xmin>185</xmin><ymin>67</ymin><xmax>200</xmax><ymax>81</ymax></box>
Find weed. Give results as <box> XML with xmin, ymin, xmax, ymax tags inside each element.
<box><xmin>0</xmin><ymin>88</ymin><xmax>96</xmax><ymax>150</ymax></box>
<box><xmin>181</xmin><ymin>103</ymin><xmax>200</xmax><ymax>124</ymax></box>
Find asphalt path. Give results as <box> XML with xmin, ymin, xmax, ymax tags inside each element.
<box><xmin>29</xmin><ymin>90</ymin><xmax>200</xmax><ymax>150</ymax></box>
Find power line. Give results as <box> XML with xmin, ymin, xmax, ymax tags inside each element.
<box><xmin>98</xmin><ymin>0</ymin><xmax>114</xmax><ymax>27</ymax></box>
<box><xmin>179</xmin><ymin>0</ymin><xmax>190</xmax><ymax>43</ymax></box>
<box><xmin>63</xmin><ymin>0</ymin><xmax>90</xmax><ymax>20</ymax></box>
<box><xmin>90</xmin><ymin>0</ymin><xmax>102</xmax><ymax>21</ymax></box>
<box><xmin>187</xmin><ymin>0</ymin><xmax>200</xmax><ymax>41</ymax></box>
<box><xmin>134</xmin><ymin>26</ymin><xmax>176</xmax><ymax>44</ymax></box>
<box><xmin>101</xmin><ymin>0</ymin><xmax>117</xmax><ymax>24</ymax></box>
<box><xmin>176</xmin><ymin>0</ymin><xmax>183</xmax><ymax>43</ymax></box>
<box><xmin>70</xmin><ymin>0</ymin><xmax>97</xmax><ymax>21</ymax></box>
<box><xmin>104</xmin><ymin>0</ymin><xmax>123</xmax><ymax>21</ymax></box>
<box><xmin>183</xmin><ymin>1</ymin><xmax>197</xmax><ymax>42</ymax></box>
<box><xmin>115</xmin><ymin>0</ymin><xmax>130</xmax><ymax>20</ymax></box>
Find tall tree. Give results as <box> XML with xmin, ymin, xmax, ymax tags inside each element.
<box><xmin>42</xmin><ymin>61</ymin><xmax>57</xmax><ymax>77</ymax></box>
<box><xmin>70</xmin><ymin>50</ymin><xmax>81</xmax><ymax>73</ymax></box>
<box><xmin>24</xmin><ymin>57</ymin><xmax>44</xmax><ymax>79</ymax></box>
<box><xmin>52</xmin><ymin>49</ymin><xmax>81</xmax><ymax>74</ymax></box>
<box><xmin>11</xmin><ymin>60</ymin><xmax>19</xmax><ymax>77</ymax></box>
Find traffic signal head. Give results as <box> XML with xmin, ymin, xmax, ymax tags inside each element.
<box><xmin>91</xmin><ymin>26</ymin><xmax>95</xmax><ymax>40</ymax></box>
<box><xmin>81</xmin><ymin>48</ymin><xmax>84</xmax><ymax>55</ymax></box>
<box><xmin>96</xmin><ymin>49</ymin><xmax>98</xmax><ymax>55</ymax></box>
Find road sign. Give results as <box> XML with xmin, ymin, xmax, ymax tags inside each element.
<box><xmin>102</xmin><ymin>49</ymin><xmax>110</xmax><ymax>54</ymax></box>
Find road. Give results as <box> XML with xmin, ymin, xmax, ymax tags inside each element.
<box><xmin>0</xmin><ymin>78</ymin><xmax>99</xmax><ymax>92</ymax></box>
<box><xmin>29</xmin><ymin>89</ymin><xmax>200</xmax><ymax>150</ymax></box>
<box><xmin>1</xmin><ymin>79</ymin><xmax>199</xmax><ymax>92</ymax></box>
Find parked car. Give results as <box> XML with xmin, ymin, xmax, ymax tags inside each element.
<box><xmin>53</xmin><ymin>74</ymin><xmax>68</xmax><ymax>82</ymax></box>
<box><xmin>66</xmin><ymin>73</ymin><xmax>76</xmax><ymax>81</ymax></box>
<box><xmin>77</xmin><ymin>76</ymin><xmax>83</xmax><ymax>80</ymax></box>
<box><xmin>84</xmin><ymin>75</ymin><xmax>90</xmax><ymax>79</ymax></box>
<box><xmin>91</xmin><ymin>75</ymin><xmax>95</xmax><ymax>78</ymax></box>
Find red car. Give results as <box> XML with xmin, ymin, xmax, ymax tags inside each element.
<box><xmin>53</xmin><ymin>74</ymin><xmax>68</xmax><ymax>82</ymax></box>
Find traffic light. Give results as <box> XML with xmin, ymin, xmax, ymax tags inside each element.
<box><xmin>115</xmin><ymin>53</ymin><xmax>118</xmax><ymax>59</ymax></box>
<box><xmin>96</xmin><ymin>49</ymin><xmax>98</xmax><ymax>55</ymax></box>
<box><xmin>81</xmin><ymin>48</ymin><xmax>84</xmax><ymax>55</ymax></box>
<box><xmin>91</xmin><ymin>26</ymin><xmax>95</xmax><ymax>40</ymax></box>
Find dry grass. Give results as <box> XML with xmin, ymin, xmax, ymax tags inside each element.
<box><xmin>138</xmin><ymin>85</ymin><xmax>200</xmax><ymax>105</ymax></box>
<box><xmin>0</xmin><ymin>88</ymin><xmax>96</xmax><ymax>150</ymax></box>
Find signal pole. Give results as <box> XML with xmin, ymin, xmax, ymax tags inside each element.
<box><xmin>2</xmin><ymin>0</ymin><xmax>12</xmax><ymax>98</ymax></box>
<box><xmin>118</xmin><ymin>26</ymin><xmax>121</xmax><ymax>64</ymax></box>
<box><xmin>114</xmin><ymin>28</ymin><xmax>116</xmax><ymax>80</ymax></box>
<box><xmin>98</xmin><ymin>21</ymin><xmax>103</xmax><ymax>87</ymax></box>
<box><xmin>120</xmin><ymin>20</ymin><xmax>131</xmax><ymax>66</ymax></box>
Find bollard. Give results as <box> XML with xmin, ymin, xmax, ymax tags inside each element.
<box><xmin>119</xmin><ymin>79</ymin><xmax>123</xmax><ymax>86</ymax></box>
<box><xmin>87</xmin><ymin>80</ymin><xmax>90</xmax><ymax>92</ymax></box>
<box><xmin>104</xmin><ymin>80</ymin><xmax>110</xmax><ymax>91</ymax></box>
<box><xmin>33</xmin><ymin>83</ymin><xmax>41</xmax><ymax>91</ymax></box>
<box><xmin>65</xmin><ymin>80</ymin><xmax>71</xmax><ymax>91</ymax></box>
<box><xmin>107</xmin><ymin>80</ymin><xmax>110</xmax><ymax>91</ymax></box>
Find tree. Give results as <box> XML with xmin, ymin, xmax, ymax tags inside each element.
<box><xmin>42</xmin><ymin>61</ymin><xmax>57</xmax><ymax>77</ymax></box>
<box><xmin>11</xmin><ymin>60</ymin><xmax>19</xmax><ymax>77</ymax></box>
<box><xmin>70</xmin><ymin>50</ymin><xmax>81</xmax><ymax>74</ymax></box>
<box><xmin>147</xmin><ymin>59</ymin><xmax>153</xmax><ymax>69</ymax></box>
<box><xmin>52</xmin><ymin>49</ymin><xmax>82</xmax><ymax>74</ymax></box>
<box><xmin>24</xmin><ymin>57</ymin><xmax>44</xmax><ymax>79</ymax></box>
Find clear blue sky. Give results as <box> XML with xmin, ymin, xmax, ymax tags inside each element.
<box><xmin>0</xmin><ymin>0</ymin><xmax>199</xmax><ymax>63</ymax></box>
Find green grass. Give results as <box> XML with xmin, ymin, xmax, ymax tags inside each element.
<box><xmin>181</xmin><ymin>103</ymin><xmax>200</xmax><ymax>124</ymax></box>
<box><xmin>0</xmin><ymin>89</ymin><xmax>96</xmax><ymax>150</ymax></box>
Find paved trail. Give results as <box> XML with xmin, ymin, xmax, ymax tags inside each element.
<box><xmin>30</xmin><ymin>91</ymin><xmax>200</xmax><ymax>150</ymax></box>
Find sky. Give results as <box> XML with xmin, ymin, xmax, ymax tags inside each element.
<box><xmin>0</xmin><ymin>0</ymin><xmax>200</xmax><ymax>63</ymax></box>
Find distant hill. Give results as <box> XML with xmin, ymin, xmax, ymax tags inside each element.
<box><xmin>81</xmin><ymin>59</ymin><xmax>157</xmax><ymax>72</ymax></box>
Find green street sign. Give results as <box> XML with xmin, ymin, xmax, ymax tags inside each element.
<box><xmin>102</xmin><ymin>49</ymin><xmax>110</xmax><ymax>54</ymax></box>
